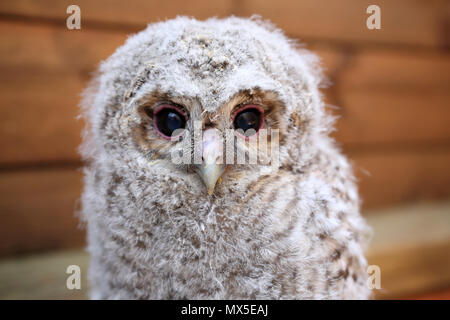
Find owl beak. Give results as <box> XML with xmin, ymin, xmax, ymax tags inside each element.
<box><xmin>195</xmin><ymin>129</ymin><xmax>226</xmax><ymax>195</ymax></box>
<box><xmin>196</xmin><ymin>163</ymin><xmax>226</xmax><ymax>195</ymax></box>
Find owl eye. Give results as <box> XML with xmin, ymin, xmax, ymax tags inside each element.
<box><xmin>153</xmin><ymin>105</ymin><xmax>187</xmax><ymax>140</ymax></box>
<box><xmin>232</xmin><ymin>105</ymin><xmax>264</xmax><ymax>137</ymax></box>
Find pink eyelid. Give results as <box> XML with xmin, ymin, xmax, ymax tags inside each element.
<box><xmin>232</xmin><ymin>104</ymin><xmax>265</xmax><ymax>139</ymax></box>
<box><xmin>152</xmin><ymin>104</ymin><xmax>188</xmax><ymax>140</ymax></box>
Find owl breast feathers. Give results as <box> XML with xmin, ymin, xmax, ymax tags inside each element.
<box><xmin>80</xmin><ymin>16</ymin><xmax>372</xmax><ymax>299</ymax></box>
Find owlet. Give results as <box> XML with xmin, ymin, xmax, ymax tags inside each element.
<box><xmin>80</xmin><ymin>16</ymin><xmax>372</xmax><ymax>299</ymax></box>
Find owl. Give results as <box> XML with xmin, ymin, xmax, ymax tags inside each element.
<box><xmin>80</xmin><ymin>16</ymin><xmax>372</xmax><ymax>299</ymax></box>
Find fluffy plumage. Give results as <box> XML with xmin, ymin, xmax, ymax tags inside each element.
<box><xmin>80</xmin><ymin>16</ymin><xmax>372</xmax><ymax>299</ymax></box>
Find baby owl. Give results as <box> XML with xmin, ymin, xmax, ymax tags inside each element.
<box><xmin>80</xmin><ymin>16</ymin><xmax>371</xmax><ymax>299</ymax></box>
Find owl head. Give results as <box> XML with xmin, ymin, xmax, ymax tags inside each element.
<box><xmin>81</xmin><ymin>16</ymin><xmax>331</xmax><ymax>198</ymax></box>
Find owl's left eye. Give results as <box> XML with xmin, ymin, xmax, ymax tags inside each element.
<box><xmin>232</xmin><ymin>104</ymin><xmax>264</xmax><ymax>137</ymax></box>
<box><xmin>153</xmin><ymin>105</ymin><xmax>187</xmax><ymax>140</ymax></box>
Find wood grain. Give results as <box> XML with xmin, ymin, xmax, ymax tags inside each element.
<box><xmin>353</xmin><ymin>149</ymin><xmax>450</xmax><ymax>208</ymax></box>
<box><xmin>335</xmin><ymin>49</ymin><xmax>450</xmax><ymax>147</ymax></box>
<box><xmin>366</xmin><ymin>200</ymin><xmax>450</xmax><ymax>299</ymax></box>
<box><xmin>238</xmin><ymin>0</ymin><xmax>450</xmax><ymax>48</ymax></box>
<box><xmin>0</xmin><ymin>168</ymin><xmax>85</xmax><ymax>257</ymax></box>
<box><xmin>1</xmin><ymin>0</ymin><xmax>448</xmax><ymax>48</ymax></box>
<box><xmin>0</xmin><ymin>21</ymin><xmax>127</xmax><ymax>164</ymax></box>
<box><xmin>0</xmin><ymin>249</ymin><xmax>89</xmax><ymax>299</ymax></box>
<box><xmin>0</xmin><ymin>0</ymin><xmax>233</xmax><ymax>28</ymax></box>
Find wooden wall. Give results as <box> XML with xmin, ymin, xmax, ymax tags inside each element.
<box><xmin>0</xmin><ymin>0</ymin><xmax>449</xmax><ymax>256</ymax></box>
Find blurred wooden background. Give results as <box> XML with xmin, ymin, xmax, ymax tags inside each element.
<box><xmin>0</xmin><ymin>0</ymin><xmax>449</xmax><ymax>259</ymax></box>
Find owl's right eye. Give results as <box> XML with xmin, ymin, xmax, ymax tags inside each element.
<box><xmin>153</xmin><ymin>105</ymin><xmax>187</xmax><ymax>140</ymax></box>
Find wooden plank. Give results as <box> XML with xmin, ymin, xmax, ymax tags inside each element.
<box><xmin>335</xmin><ymin>90</ymin><xmax>450</xmax><ymax>147</ymax></box>
<box><xmin>332</xmin><ymin>48</ymin><xmax>450</xmax><ymax>147</ymax></box>
<box><xmin>0</xmin><ymin>168</ymin><xmax>85</xmax><ymax>257</ymax></box>
<box><xmin>0</xmin><ymin>249</ymin><xmax>89</xmax><ymax>299</ymax></box>
<box><xmin>406</xmin><ymin>287</ymin><xmax>450</xmax><ymax>300</ymax></box>
<box><xmin>0</xmin><ymin>21</ymin><xmax>128</xmax><ymax>164</ymax></box>
<box><xmin>0</xmin><ymin>0</ymin><xmax>233</xmax><ymax>27</ymax></box>
<box><xmin>339</xmin><ymin>49</ymin><xmax>450</xmax><ymax>91</ymax></box>
<box><xmin>369</xmin><ymin>236</ymin><xmax>450</xmax><ymax>299</ymax></box>
<box><xmin>352</xmin><ymin>149</ymin><xmax>450</xmax><ymax>208</ymax></box>
<box><xmin>366</xmin><ymin>200</ymin><xmax>450</xmax><ymax>299</ymax></box>
<box><xmin>1</xmin><ymin>0</ymin><xmax>448</xmax><ymax>48</ymax></box>
<box><xmin>238</xmin><ymin>0</ymin><xmax>450</xmax><ymax>48</ymax></box>
<box><xmin>0</xmin><ymin>74</ymin><xmax>84</xmax><ymax>164</ymax></box>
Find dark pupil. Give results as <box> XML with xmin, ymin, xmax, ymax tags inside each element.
<box><xmin>234</xmin><ymin>109</ymin><xmax>261</xmax><ymax>135</ymax></box>
<box><xmin>156</xmin><ymin>109</ymin><xmax>186</xmax><ymax>137</ymax></box>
